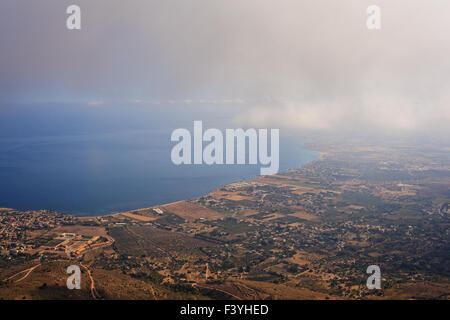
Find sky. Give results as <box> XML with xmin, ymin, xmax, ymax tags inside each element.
<box><xmin>1</xmin><ymin>0</ymin><xmax>450</xmax><ymax>137</ymax></box>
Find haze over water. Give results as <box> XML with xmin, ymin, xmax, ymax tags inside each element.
<box><xmin>0</xmin><ymin>103</ymin><xmax>319</xmax><ymax>216</ymax></box>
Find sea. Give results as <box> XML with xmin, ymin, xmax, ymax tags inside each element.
<box><xmin>0</xmin><ymin>103</ymin><xmax>319</xmax><ymax>216</ymax></box>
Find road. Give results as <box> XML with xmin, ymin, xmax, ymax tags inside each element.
<box><xmin>4</xmin><ymin>263</ymin><xmax>41</xmax><ymax>283</ymax></box>
<box><xmin>80</xmin><ymin>263</ymin><xmax>100</xmax><ymax>299</ymax></box>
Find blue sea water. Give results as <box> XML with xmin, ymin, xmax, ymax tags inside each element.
<box><xmin>0</xmin><ymin>103</ymin><xmax>319</xmax><ymax>216</ymax></box>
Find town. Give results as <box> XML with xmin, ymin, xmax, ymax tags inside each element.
<box><xmin>0</xmin><ymin>141</ymin><xmax>448</xmax><ymax>299</ymax></box>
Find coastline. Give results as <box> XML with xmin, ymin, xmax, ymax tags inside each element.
<box><xmin>0</xmin><ymin>140</ymin><xmax>322</xmax><ymax>218</ymax></box>
<box><xmin>97</xmin><ymin>145</ymin><xmax>323</xmax><ymax>219</ymax></box>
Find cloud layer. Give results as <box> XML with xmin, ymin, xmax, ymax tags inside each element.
<box><xmin>1</xmin><ymin>0</ymin><xmax>449</xmax><ymax>135</ymax></box>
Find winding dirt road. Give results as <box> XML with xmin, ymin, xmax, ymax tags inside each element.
<box><xmin>80</xmin><ymin>263</ymin><xmax>100</xmax><ymax>299</ymax></box>
<box><xmin>4</xmin><ymin>263</ymin><xmax>41</xmax><ymax>283</ymax></box>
